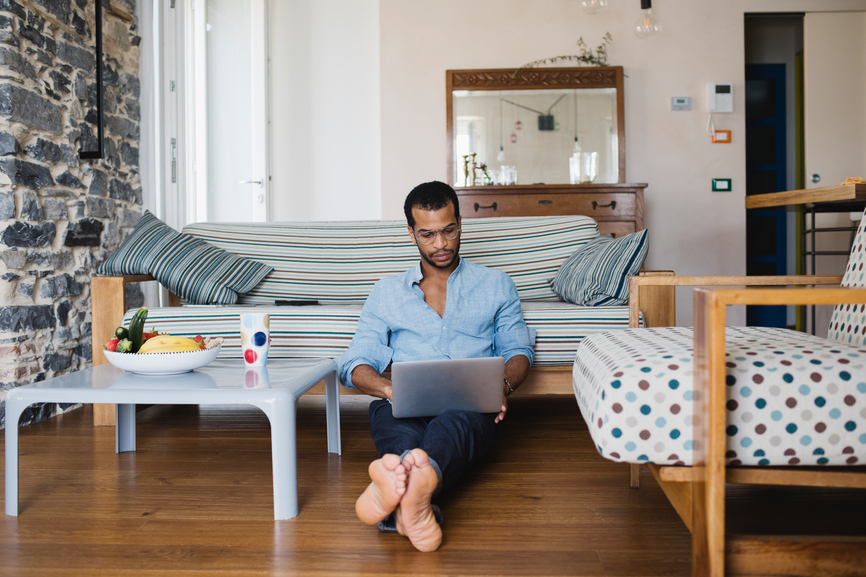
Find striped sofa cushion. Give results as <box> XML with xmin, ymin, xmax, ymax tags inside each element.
<box><xmin>123</xmin><ymin>300</ymin><xmax>638</xmax><ymax>368</ymax></box>
<box><xmin>98</xmin><ymin>211</ymin><xmax>273</xmax><ymax>305</ymax></box>
<box><xmin>181</xmin><ymin>216</ymin><xmax>599</xmax><ymax>303</ymax></box>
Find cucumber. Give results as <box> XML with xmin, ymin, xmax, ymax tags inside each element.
<box><xmin>128</xmin><ymin>307</ymin><xmax>148</xmax><ymax>353</ymax></box>
<box><xmin>115</xmin><ymin>326</ymin><xmax>129</xmax><ymax>340</ymax></box>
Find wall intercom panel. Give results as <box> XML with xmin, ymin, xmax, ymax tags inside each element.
<box><xmin>706</xmin><ymin>83</ymin><xmax>733</xmax><ymax>113</ymax></box>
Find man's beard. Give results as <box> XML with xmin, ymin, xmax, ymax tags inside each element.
<box><xmin>419</xmin><ymin>239</ymin><xmax>460</xmax><ymax>269</ymax></box>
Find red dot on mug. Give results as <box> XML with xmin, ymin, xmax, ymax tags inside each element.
<box><xmin>245</xmin><ymin>349</ymin><xmax>257</xmax><ymax>363</ymax></box>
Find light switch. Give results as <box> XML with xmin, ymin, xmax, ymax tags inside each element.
<box><xmin>712</xmin><ymin>178</ymin><xmax>732</xmax><ymax>192</ymax></box>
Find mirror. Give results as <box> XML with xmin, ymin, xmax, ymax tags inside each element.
<box><xmin>446</xmin><ymin>67</ymin><xmax>625</xmax><ymax>186</ymax></box>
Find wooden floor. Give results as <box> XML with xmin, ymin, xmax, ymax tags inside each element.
<box><xmin>0</xmin><ymin>395</ymin><xmax>693</xmax><ymax>576</ymax></box>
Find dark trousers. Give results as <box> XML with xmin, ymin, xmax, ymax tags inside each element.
<box><xmin>368</xmin><ymin>399</ymin><xmax>500</xmax><ymax>495</ymax></box>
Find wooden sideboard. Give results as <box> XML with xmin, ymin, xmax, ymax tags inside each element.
<box><xmin>456</xmin><ymin>183</ymin><xmax>647</xmax><ymax>237</ymax></box>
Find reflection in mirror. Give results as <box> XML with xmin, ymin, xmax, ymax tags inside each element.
<box><xmin>453</xmin><ymin>88</ymin><xmax>618</xmax><ymax>186</ymax></box>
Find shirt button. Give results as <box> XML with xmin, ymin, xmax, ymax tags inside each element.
<box><xmin>442</xmin><ymin>326</ymin><xmax>446</xmax><ymax>330</ymax></box>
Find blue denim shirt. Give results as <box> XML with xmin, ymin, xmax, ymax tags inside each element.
<box><xmin>337</xmin><ymin>258</ymin><xmax>534</xmax><ymax>388</ymax></box>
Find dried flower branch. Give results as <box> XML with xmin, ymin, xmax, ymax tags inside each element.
<box><xmin>513</xmin><ymin>33</ymin><xmax>612</xmax><ymax>78</ymax></box>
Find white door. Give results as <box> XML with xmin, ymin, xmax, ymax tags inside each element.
<box><xmin>804</xmin><ymin>11</ymin><xmax>866</xmax><ymax>336</ymax></box>
<box><xmin>804</xmin><ymin>12</ymin><xmax>866</xmax><ymax>190</ymax></box>
<box><xmin>189</xmin><ymin>0</ymin><xmax>269</xmax><ymax>223</ymax></box>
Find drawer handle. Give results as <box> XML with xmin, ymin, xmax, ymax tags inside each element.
<box><xmin>473</xmin><ymin>202</ymin><xmax>498</xmax><ymax>212</ymax></box>
<box><xmin>538</xmin><ymin>199</ymin><xmax>553</xmax><ymax>205</ymax></box>
<box><xmin>591</xmin><ymin>200</ymin><xmax>617</xmax><ymax>210</ymax></box>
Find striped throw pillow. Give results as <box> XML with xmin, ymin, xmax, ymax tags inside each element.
<box><xmin>550</xmin><ymin>229</ymin><xmax>648</xmax><ymax>306</ymax></box>
<box><xmin>97</xmin><ymin>211</ymin><xmax>273</xmax><ymax>305</ymax></box>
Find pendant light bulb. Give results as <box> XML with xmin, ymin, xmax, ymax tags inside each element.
<box><xmin>497</xmin><ymin>146</ymin><xmax>505</xmax><ymax>163</ymax></box>
<box><xmin>634</xmin><ymin>0</ymin><xmax>661</xmax><ymax>39</ymax></box>
<box><xmin>581</xmin><ymin>0</ymin><xmax>607</xmax><ymax>14</ymax></box>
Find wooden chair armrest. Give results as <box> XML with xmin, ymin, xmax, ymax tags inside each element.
<box><xmin>628</xmin><ymin>274</ymin><xmax>844</xmax><ymax>328</ymax></box>
<box><xmin>692</xmin><ymin>285</ymin><xmax>866</xmax><ymax>570</ymax></box>
<box><xmin>694</xmin><ymin>285</ymin><xmax>866</xmax><ymax>308</ymax></box>
<box><xmin>630</xmin><ymin>274</ymin><xmax>843</xmax><ymax>288</ymax></box>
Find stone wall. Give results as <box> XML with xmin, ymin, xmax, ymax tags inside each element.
<box><xmin>0</xmin><ymin>0</ymin><xmax>141</xmax><ymax>428</ymax></box>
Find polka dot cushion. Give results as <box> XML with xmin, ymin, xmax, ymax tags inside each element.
<box><xmin>828</xmin><ymin>209</ymin><xmax>866</xmax><ymax>345</ymax></box>
<box><xmin>573</xmin><ymin>326</ymin><xmax>866</xmax><ymax>466</ymax></box>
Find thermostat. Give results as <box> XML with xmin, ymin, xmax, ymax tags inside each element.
<box><xmin>671</xmin><ymin>96</ymin><xmax>691</xmax><ymax>111</ymax></box>
<box><xmin>707</xmin><ymin>83</ymin><xmax>733</xmax><ymax>113</ymax></box>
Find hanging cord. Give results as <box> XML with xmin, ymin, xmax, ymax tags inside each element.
<box><xmin>499</xmin><ymin>98</ymin><xmax>503</xmax><ymax>151</ymax></box>
<box><xmin>706</xmin><ymin>112</ymin><xmax>716</xmax><ymax>137</ymax></box>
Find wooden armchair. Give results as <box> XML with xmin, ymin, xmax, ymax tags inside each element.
<box><xmin>624</xmin><ymin>274</ymin><xmax>866</xmax><ymax>576</ymax></box>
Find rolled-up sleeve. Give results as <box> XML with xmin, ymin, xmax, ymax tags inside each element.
<box><xmin>493</xmin><ymin>276</ymin><xmax>535</xmax><ymax>365</ymax></box>
<box><xmin>336</xmin><ymin>284</ymin><xmax>394</xmax><ymax>388</ymax></box>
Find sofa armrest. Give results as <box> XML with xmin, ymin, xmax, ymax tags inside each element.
<box><xmin>628</xmin><ymin>274</ymin><xmax>844</xmax><ymax>329</ymax></box>
<box><xmin>92</xmin><ymin>275</ymin><xmax>156</xmax><ymax>368</ymax></box>
<box><xmin>91</xmin><ymin>275</ymin><xmax>180</xmax><ymax>427</ymax></box>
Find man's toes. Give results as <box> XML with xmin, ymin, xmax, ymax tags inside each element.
<box><xmin>356</xmin><ymin>455</ymin><xmax>407</xmax><ymax>525</ymax></box>
<box><xmin>408</xmin><ymin>448</ymin><xmax>431</xmax><ymax>468</ymax></box>
<box><xmin>375</xmin><ymin>453</ymin><xmax>403</xmax><ymax>475</ymax></box>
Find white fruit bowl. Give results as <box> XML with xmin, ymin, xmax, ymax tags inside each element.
<box><xmin>103</xmin><ymin>345</ymin><xmax>222</xmax><ymax>375</ymax></box>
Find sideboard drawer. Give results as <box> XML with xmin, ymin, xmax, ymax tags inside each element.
<box><xmin>598</xmin><ymin>221</ymin><xmax>636</xmax><ymax>238</ymax></box>
<box><xmin>459</xmin><ymin>193</ymin><xmax>635</xmax><ymax>219</ymax></box>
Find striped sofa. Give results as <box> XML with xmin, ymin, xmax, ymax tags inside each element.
<box><xmin>94</xmin><ymin>215</ymin><xmax>661</xmax><ymax>396</ymax></box>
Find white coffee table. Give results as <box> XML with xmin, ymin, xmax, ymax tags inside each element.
<box><xmin>5</xmin><ymin>357</ymin><xmax>340</xmax><ymax>520</ymax></box>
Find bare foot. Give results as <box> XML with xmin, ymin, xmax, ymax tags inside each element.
<box><xmin>395</xmin><ymin>448</ymin><xmax>442</xmax><ymax>552</ymax></box>
<box><xmin>355</xmin><ymin>454</ymin><xmax>407</xmax><ymax>525</ymax></box>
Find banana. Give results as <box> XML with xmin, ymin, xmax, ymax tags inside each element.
<box><xmin>138</xmin><ymin>335</ymin><xmax>203</xmax><ymax>354</ymax></box>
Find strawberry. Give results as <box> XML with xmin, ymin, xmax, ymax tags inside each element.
<box><xmin>143</xmin><ymin>332</ymin><xmax>159</xmax><ymax>340</ymax></box>
<box><xmin>104</xmin><ymin>337</ymin><xmax>119</xmax><ymax>352</ymax></box>
<box><xmin>194</xmin><ymin>335</ymin><xmax>203</xmax><ymax>342</ymax></box>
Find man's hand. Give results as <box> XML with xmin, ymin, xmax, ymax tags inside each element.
<box><xmin>495</xmin><ymin>394</ymin><xmax>508</xmax><ymax>423</ymax></box>
<box><xmin>351</xmin><ymin>364</ymin><xmax>393</xmax><ymax>400</ymax></box>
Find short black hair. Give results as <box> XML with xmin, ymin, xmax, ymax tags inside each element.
<box><xmin>403</xmin><ymin>181</ymin><xmax>460</xmax><ymax>228</ymax></box>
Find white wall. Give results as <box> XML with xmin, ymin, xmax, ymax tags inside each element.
<box><xmin>269</xmin><ymin>0</ymin><xmax>382</xmax><ymax>221</ymax></box>
<box><xmin>379</xmin><ymin>0</ymin><xmax>866</xmax><ymax>326</ymax></box>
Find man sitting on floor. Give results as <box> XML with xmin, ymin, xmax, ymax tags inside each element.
<box><xmin>336</xmin><ymin>181</ymin><xmax>534</xmax><ymax>551</ymax></box>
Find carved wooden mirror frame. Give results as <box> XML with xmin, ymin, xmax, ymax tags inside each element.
<box><xmin>445</xmin><ymin>66</ymin><xmax>626</xmax><ymax>185</ymax></box>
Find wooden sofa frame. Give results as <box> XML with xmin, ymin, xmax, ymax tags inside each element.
<box><xmin>628</xmin><ymin>274</ymin><xmax>866</xmax><ymax>577</ymax></box>
<box><xmin>90</xmin><ymin>271</ymin><xmax>680</xmax><ymax>427</ymax></box>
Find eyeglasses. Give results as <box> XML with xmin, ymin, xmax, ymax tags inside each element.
<box><xmin>413</xmin><ymin>225</ymin><xmax>460</xmax><ymax>245</ymax></box>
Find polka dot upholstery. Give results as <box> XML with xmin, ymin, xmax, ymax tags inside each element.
<box><xmin>574</xmin><ymin>326</ymin><xmax>866</xmax><ymax>466</ymax></box>
<box><xmin>828</xmin><ymin>209</ymin><xmax>866</xmax><ymax>345</ymax></box>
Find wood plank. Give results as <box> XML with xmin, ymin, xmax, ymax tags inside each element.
<box><xmin>649</xmin><ymin>464</ymin><xmax>692</xmax><ymax>532</ymax></box>
<box><xmin>726</xmin><ymin>536</ymin><xmax>866</xmax><ymax>577</ymax></box>
<box><xmin>630</xmin><ymin>270</ymin><xmax>676</xmax><ymax>329</ymax></box>
<box><xmin>709</xmin><ymin>286</ymin><xmax>866</xmax><ymax>307</ymax></box>
<box><xmin>744</xmin><ymin>183</ymin><xmax>866</xmax><ymax>209</ymax></box>
<box><xmin>659</xmin><ymin>466</ymin><xmax>866</xmax><ymax>489</ymax></box>
<box><xmin>91</xmin><ymin>276</ymin><xmax>140</xmax><ymax>427</ymax></box>
<box><xmin>692</xmin><ymin>288</ymin><xmax>728</xmax><ymax>577</ymax></box>
<box><xmin>630</xmin><ymin>275</ymin><xmax>843</xmax><ymax>288</ymax></box>
<box><xmin>305</xmin><ymin>367</ymin><xmax>575</xmax><ymax>396</ymax></box>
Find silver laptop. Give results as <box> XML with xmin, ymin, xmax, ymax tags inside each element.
<box><xmin>390</xmin><ymin>357</ymin><xmax>505</xmax><ymax>418</ymax></box>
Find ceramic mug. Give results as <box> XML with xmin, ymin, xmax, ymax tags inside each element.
<box><xmin>240</xmin><ymin>312</ymin><xmax>270</xmax><ymax>366</ymax></box>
